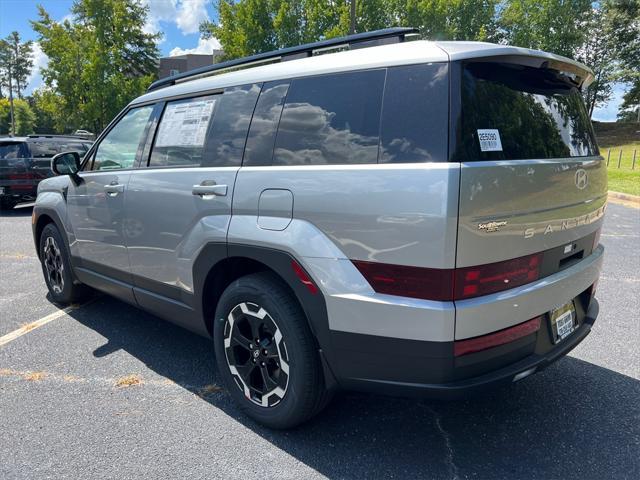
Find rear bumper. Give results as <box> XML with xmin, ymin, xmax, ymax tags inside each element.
<box><xmin>331</xmin><ymin>297</ymin><xmax>598</xmax><ymax>399</ymax></box>
<box><xmin>0</xmin><ymin>182</ymin><xmax>39</xmax><ymax>202</ymax></box>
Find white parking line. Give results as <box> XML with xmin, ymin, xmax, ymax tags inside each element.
<box><xmin>0</xmin><ymin>305</ymin><xmax>79</xmax><ymax>347</ymax></box>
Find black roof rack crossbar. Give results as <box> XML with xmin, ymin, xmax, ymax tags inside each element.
<box><xmin>147</xmin><ymin>27</ymin><xmax>419</xmax><ymax>92</ymax></box>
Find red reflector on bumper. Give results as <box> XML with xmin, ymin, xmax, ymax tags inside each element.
<box><xmin>291</xmin><ymin>260</ymin><xmax>318</xmax><ymax>294</ymax></box>
<box><xmin>454</xmin><ymin>316</ymin><xmax>542</xmax><ymax>357</ymax></box>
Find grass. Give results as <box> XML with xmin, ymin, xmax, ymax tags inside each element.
<box><xmin>601</xmin><ymin>143</ymin><xmax>640</xmax><ymax>196</ymax></box>
<box><xmin>593</xmin><ymin>122</ymin><xmax>640</xmax><ymax>196</ymax></box>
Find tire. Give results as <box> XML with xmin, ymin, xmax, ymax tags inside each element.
<box><xmin>214</xmin><ymin>272</ymin><xmax>330</xmax><ymax>429</ymax></box>
<box><xmin>39</xmin><ymin>223</ymin><xmax>90</xmax><ymax>304</ymax></box>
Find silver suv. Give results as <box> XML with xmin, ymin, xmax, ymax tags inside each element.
<box><xmin>32</xmin><ymin>29</ymin><xmax>605</xmax><ymax>428</ymax></box>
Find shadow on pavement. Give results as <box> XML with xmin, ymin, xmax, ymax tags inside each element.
<box><xmin>0</xmin><ymin>204</ymin><xmax>34</xmax><ymax>217</ymax></box>
<box><xmin>67</xmin><ymin>295</ymin><xmax>639</xmax><ymax>479</ymax></box>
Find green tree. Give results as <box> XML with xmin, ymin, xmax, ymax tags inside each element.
<box><xmin>498</xmin><ymin>0</ymin><xmax>592</xmax><ymax>58</ymax></box>
<box><xmin>578</xmin><ymin>5</ymin><xmax>616</xmax><ymax>118</ymax></box>
<box><xmin>32</xmin><ymin>0</ymin><xmax>160</xmax><ymax>133</ymax></box>
<box><xmin>29</xmin><ymin>88</ymin><xmax>64</xmax><ymax>133</ymax></box>
<box><xmin>6</xmin><ymin>32</ymin><xmax>34</xmax><ymax>99</ymax></box>
<box><xmin>0</xmin><ymin>98</ymin><xmax>36</xmax><ymax>135</ymax></box>
<box><xmin>0</xmin><ymin>32</ymin><xmax>34</xmax><ymax>99</ymax></box>
<box><xmin>202</xmin><ymin>0</ymin><xmax>354</xmax><ymax>60</ymax></box>
<box><xmin>202</xmin><ymin>0</ymin><xmax>498</xmax><ymax>62</ymax></box>
<box><xmin>397</xmin><ymin>0</ymin><xmax>497</xmax><ymax>41</ymax></box>
<box><xmin>604</xmin><ymin>0</ymin><xmax>639</xmax><ymax>121</ymax></box>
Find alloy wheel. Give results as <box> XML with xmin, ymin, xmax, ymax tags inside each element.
<box><xmin>43</xmin><ymin>236</ymin><xmax>65</xmax><ymax>294</ymax></box>
<box><xmin>224</xmin><ymin>302</ymin><xmax>289</xmax><ymax>407</ymax></box>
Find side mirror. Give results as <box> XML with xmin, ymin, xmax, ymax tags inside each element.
<box><xmin>51</xmin><ymin>151</ymin><xmax>81</xmax><ymax>176</ymax></box>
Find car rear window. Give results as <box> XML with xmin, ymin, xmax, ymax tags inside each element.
<box><xmin>454</xmin><ymin>62</ymin><xmax>598</xmax><ymax>161</ymax></box>
<box><xmin>0</xmin><ymin>142</ymin><xmax>29</xmax><ymax>159</ymax></box>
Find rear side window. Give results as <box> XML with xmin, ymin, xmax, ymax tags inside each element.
<box><xmin>380</xmin><ymin>63</ymin><xmax>449</xmax><ymax>163</ymax></box>
<box><xmin>0</xmin><ymin>142</ymin><xmax>28</xmax><ymax>159</ymax></box>
<box><xmin>243</xmin><ymin>81</ymin><xmax>289</xmax><ymax>166</ymax></box>
<box><xmin>150</xmin><ymin>95</ymin><xmax>217</xmax><ymax>167</ymax></box>
<box><xmin>455</xmin><ymin>62</ymin><xmax>598</xmax><ymax>161</ymax></box>
<box><xmin>273</xmin><ymin>70</ymin><xmax>385</xmax><ymax>165</ymax></box>
<box><xmin>203</xmin><ymin>84</ymin><xmax>261</xmax><ymax>167</ymax></box>
<box><xmin>149</xmin><ymin>84</ymin><xmax>260</xmax><ymax>168</ymax></box>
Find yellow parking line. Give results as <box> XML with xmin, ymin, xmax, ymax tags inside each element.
<box><xmin>0</xmin><ymin>305</ymin><xmax>78</xmax><ymax>347</ymax></box>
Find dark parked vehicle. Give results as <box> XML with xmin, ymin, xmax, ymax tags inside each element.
<box><xmin>0</xmin><ymin>135</ymin><xmax>92</xmax><ymax>210</ymax></box>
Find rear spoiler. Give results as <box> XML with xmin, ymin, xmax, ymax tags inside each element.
<box><xmin>435</xmin><ymin>42</ymin><xmax>595</xmax><ymax>89</ymax></box>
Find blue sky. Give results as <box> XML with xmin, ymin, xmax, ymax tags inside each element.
<box><xmin>1</xmin><ymin>0</ymin><xmax>220</xmax><ymax>94</ymax></box>
<box><xmin>0</xmin><ymin>0</ymin><xmax>626</xmax><ymax>121</ymax></box>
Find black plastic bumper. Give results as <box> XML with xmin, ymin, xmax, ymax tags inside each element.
<box><xmin>332</xmin><ymin>298</ymin><xmax>599</xmax><ymax>399</ymax></box>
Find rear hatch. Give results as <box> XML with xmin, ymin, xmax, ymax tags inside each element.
<box><xmin>452</xmin><ymin>59</ymin><xmax>606</xmax><ymax>276</ymax></box>
<box><xmin>0</xmin><ymin>140</ymin><xmax>34</xmax><ymax>190</ymax></box>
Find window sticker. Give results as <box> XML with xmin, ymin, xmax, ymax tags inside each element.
<box><xmin>477</xmin><ymin>129</ymin><xmax>503</xmax><ymax>152</ymax></box>
<box><xmin>155</xmin><ymin>98</ymin><xmax>216</xmax><ymax>147</ymax></box>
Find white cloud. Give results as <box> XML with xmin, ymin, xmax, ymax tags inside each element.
<box><xmin>169</xmin><ymin>35</ymin><xmax>221</xmax><ymax>56</ymax></box>
<box><xmin>592</xmin><ymin>82</ymin><xmax>627</xmax><ymax>122</ymax></box>
<box><xmin>24</xmin><ymin>42</ymin><xmax>49</xmax><ymax>96</ymax></box>
<box><xmin>140</xmin><ymin>0</ymin><xmax>178</xmax><ymax>34</ymax></box>
<box><xmin>176</xmin><ymin>0</ymin><xmax>209</xmax><ymax>35</ymax></box>
<box><xmin>140</xmin><ymin>0</ymin><xmax>209</xmax><ymax>37</ymax></box>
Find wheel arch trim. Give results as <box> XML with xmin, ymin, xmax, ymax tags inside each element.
<box><xmin>193</xmin><ymin>242</ymin><xmax>339</xmax><ymax>389</ymax></box>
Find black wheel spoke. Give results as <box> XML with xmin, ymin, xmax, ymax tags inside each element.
<box><xmin>230</xmin><ymin>332</ymin><xmax>252</xmax><ymax>351</ymax></box>
<box><xmin>260</xmin><ymin>365</ymin><xmax>279</xmax><ymax>391</ymax></box>
<box><xmin>247</xmin><ymin>315</ymin><xmax>261</xmax><ymax>341</ymax></box>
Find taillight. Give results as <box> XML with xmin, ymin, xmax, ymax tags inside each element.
<box><xmin>454</xmin><ymin>253</ymin><xmax>542</xmax><ymax>300</ymax></box>
<box><xmin>454</xmin><ymin>316</ymin><xmax>542</xmax><ymax>357</ymax></box>
<box><xmin>352</xmin><ymin>253</ymin><xmax>543</xmax><ymax>301</ymax></box>
<box><xmin>351</xmin><ymin>260</ymin><xmax>454</xmax><ymax>301</ymax></box>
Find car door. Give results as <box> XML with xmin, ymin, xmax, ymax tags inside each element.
<box><xmin>66</xmin><ymin>105</ymin><xmax>155</xmax><ymax>291</ymax></box>
<box><xmin>124</xmin><ymin>85</ymin><xmax>261</xmax><ymax>317</ymax></box>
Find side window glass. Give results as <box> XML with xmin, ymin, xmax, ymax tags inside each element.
<box><xmin>92</xmin><ymin>106</ymin><xmax>154</xmax><ymax>171</ymax></box>
<box><xmin>149</xmin><ymin>95</ymin><xmax>217</xmax><ymax>168</ymax></box>
<box><xmin>203</xmin><ymin>83</ymin><xmax>261</xmax><ymax>167</ymax></box>
<box><xmin>148</xmin><ymin>84</ymin><xmax>260</xmax><ymax>168</ymax></box>
<box><xmin>273</xmin><ymin>70</ymin><xmax>385</xmax><ymax>165</ymax></box>
<box><xmin>244</xmin><ymin>81</ymin><xmax>289</xmax><ymax>166</ymax></box>
<box><xmin>380</xmin><ymin>63</ymin><xmax>449</xmax><ymax>163</ymax></box>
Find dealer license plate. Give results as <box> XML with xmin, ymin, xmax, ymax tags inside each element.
<box><xmin>549</xmin><ymin>302</ymin><xmax>577</xmax><ymax>344</ymax></box>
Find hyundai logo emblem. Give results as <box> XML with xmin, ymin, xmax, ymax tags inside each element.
<box><xmin>575</xmin><ymin>169</ymin><xmax>588</xmax><ymax>190</ymax></box>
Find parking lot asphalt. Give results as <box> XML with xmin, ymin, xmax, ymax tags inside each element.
<box><xmin>0</xmin><ymin>202</ymin><xmax>638</xmax><ymax>480</ymax></box>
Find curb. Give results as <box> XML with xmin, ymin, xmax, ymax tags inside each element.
<box><xmin>608</xmin><ymin>191</ymin><xmax>640</xmax><ymax>207</ymax></box>
<box><xmin>608</xmin><ymin>191</ymin><xmax>640</xmax><ymax>204</ymax></box>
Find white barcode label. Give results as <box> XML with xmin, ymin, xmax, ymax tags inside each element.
<box><xmin>477</xmin><ymin>129</ymin><xmax>503</xmax><ymax>152</ymax></box>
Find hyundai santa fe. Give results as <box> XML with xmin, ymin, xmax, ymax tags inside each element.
<box><xmin>31</xmin><ymin>28</ymin><xmax>605</xmax><ymax>428</ymax></box>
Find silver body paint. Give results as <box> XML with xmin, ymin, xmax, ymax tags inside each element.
<box><xmin>33</xmin><ymin>39</ymin><xmax>604</xmax><ymax>349</ymax></box>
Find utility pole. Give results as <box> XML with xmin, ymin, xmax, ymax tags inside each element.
<box><xmin>350</xmin><ymin>0</ymin><xmax>356</xmax><ymax>35</ymax></box>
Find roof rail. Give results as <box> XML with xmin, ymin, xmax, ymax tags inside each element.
<box><xmin>147</xmin><ymin>27</ymin><xmax>419</xmax><ymax>92</ymax></box>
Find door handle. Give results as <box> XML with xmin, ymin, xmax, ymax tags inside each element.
<box><xmin>192</xmin><ymin>183</ymin><xmax>227</xmax><ymax>197</ymax></box>
<box><xmin>104</xmin><ymin>183</ymin><xmax>125</xmax><ymax>196</ymax></box>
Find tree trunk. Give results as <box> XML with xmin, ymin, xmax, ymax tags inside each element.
<box><xmin>350</xmin><ymin>0</ymin><xmax>356</xmax><ymax>34</ymax></box>
<box><xmin>8</xmin><ymin>65</ymin><xmax>15</xmax><ymax>136</ymax></box>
